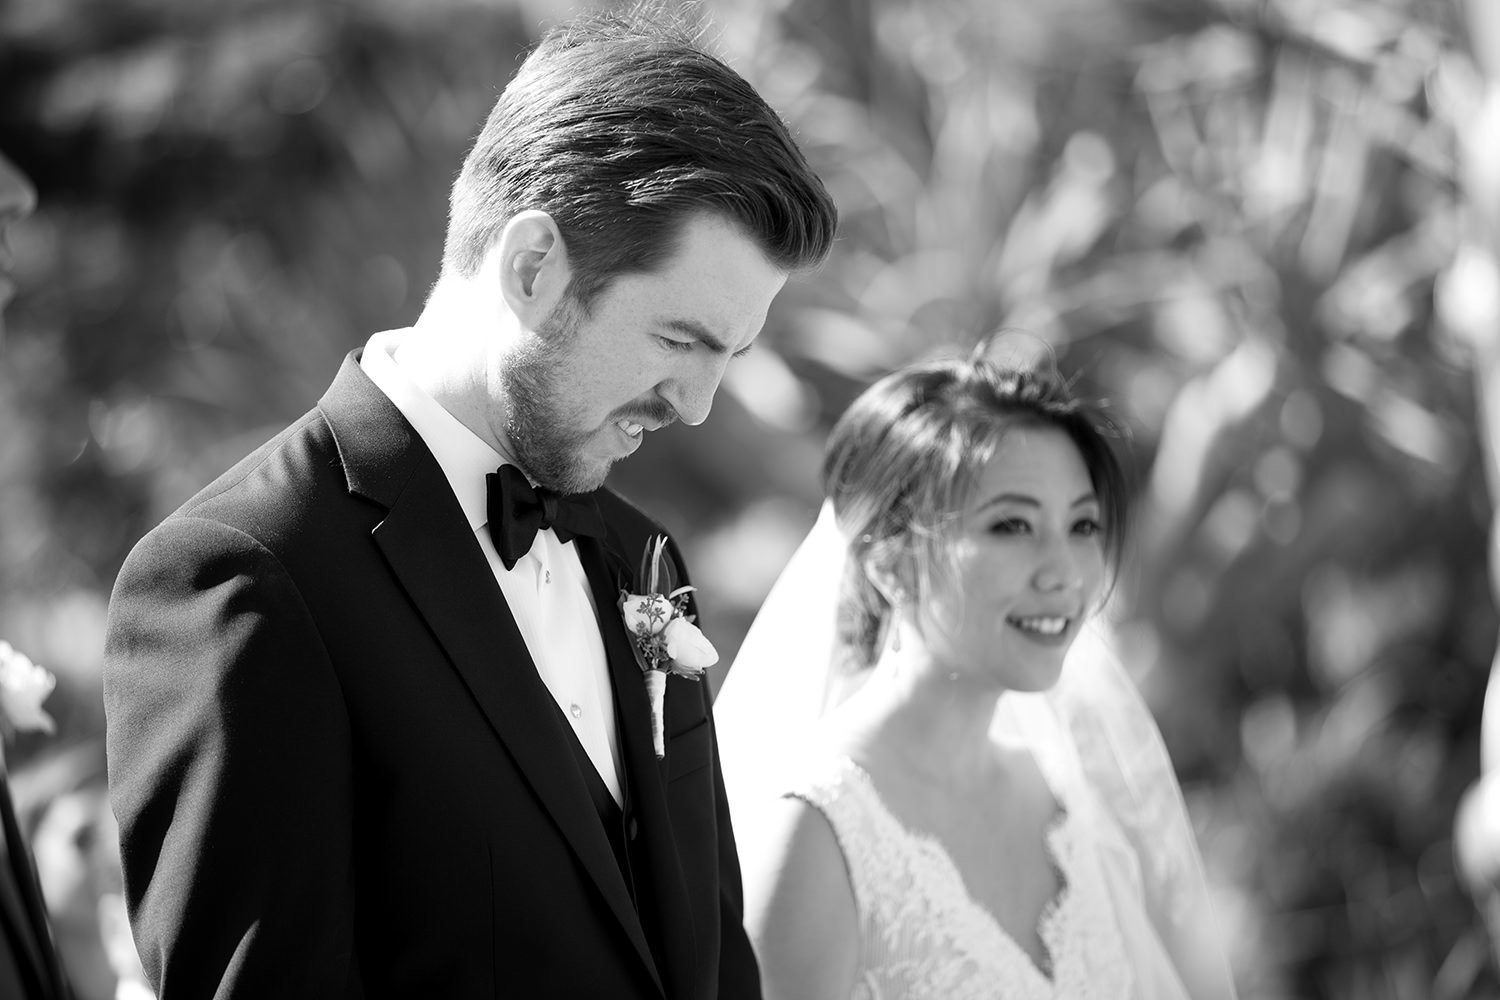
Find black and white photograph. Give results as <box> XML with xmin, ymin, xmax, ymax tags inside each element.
<box><xmin>0</xmin><ymin>0</ymin><xmax>1493</xmax><ymax>997</ymax></box>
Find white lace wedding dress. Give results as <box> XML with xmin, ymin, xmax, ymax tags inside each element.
<box><xmin>783</xmin><ymin>752</ymin><xmax>1138</xmax><ymax>1000</ymax></box>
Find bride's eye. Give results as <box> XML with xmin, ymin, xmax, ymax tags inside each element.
<box><xmin>1072</xmin><ymin>517</ymin><xmax>1102</xmax><ymax>537</ymax></box>
<box><xmin>989</xmin><ymin>517</ymin><xmax>1031</xmax><ymax>536</ymax></box>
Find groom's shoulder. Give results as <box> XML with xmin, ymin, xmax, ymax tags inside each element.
<box><xmin>108</xmin><ymin>407</ymin><xmax>343</xmax><ymax>595</ymax></box>
<box><xmin>152</xmin><ymin>406</ymin><xmax>344</xmax><ymax>544</ymax></box>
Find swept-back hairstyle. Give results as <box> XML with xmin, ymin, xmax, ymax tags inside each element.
<box><xmin>823</xmin><ymin>353</ymin><xmax>1130</xmax><ymax>669</ymax></box>
<box><xmin>442</xmin><ymin>3</ymin><xmax>838</xmax><ymax>310</ymax></box>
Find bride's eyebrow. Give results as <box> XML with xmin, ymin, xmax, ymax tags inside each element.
<box><xmin>974</xmin><ymin>491</ymin><xmax>1098</xmax><ymax>513</ymax></box>
<box><xmin>975</xmin><ymin>493</ymin><xmax>1040</xmax><ymax>513</ymax></box>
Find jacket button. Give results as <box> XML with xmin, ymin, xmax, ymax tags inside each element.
<box><xmin>627</xmin><ymin>817</ymin><xmax>639</xmax><ymax>841</ymax></box>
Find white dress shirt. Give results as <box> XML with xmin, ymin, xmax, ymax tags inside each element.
<box><xmin>360</xmin><ymin>330</ymin><xmax>623</xmax><ymax>804</ymax></box>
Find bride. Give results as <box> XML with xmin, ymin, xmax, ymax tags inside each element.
<box><xmin>715</xmin><ymin>353</ymin><xmax>1238</xmax><ymax>999</ymax></box>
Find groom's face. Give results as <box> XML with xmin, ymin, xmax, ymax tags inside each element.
<box><xmin>502</xmin><ymin>212</ymin><xmax>787</xmax><ymax>494</ymax></box>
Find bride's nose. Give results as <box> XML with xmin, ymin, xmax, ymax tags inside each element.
<box><xmin>1033</xmin><ymin>534</ymin><xmax>1084</xmax><ymax>594</ymax></box>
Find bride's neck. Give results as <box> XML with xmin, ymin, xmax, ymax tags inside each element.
<box><xmin>833</xmin><ymin>645</ymin><xmax>1003</xmax><ymax>789</ymax></box>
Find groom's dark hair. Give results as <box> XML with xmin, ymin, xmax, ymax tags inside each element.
<box><xmin>441</xmin><ymin>2</ymin><xmax>837</xmax><ymax>312</ymax></box>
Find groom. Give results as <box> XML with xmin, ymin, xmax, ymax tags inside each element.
<box><xmin>102</xmin><ymin>7</ymin><xmax>836</xmax><ymax>998</ymax></box>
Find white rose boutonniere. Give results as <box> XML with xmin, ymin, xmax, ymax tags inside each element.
<box><xmin>618</xmin><ymin>535</ymin><xmax>718</xmax><ymax>759</ymax></box>
<box><xmin>0</xmin><ymin>640</ymin><xmax>57</xmax><ymax>754</ymax></box>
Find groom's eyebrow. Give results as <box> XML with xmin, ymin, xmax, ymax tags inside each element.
<box><xmin>663</xmin><ymin>318</ymin><xmax>754</xmax><ymax>358</ymax></box>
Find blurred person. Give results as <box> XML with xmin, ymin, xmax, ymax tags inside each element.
<box><xmin>0</xmin><ymin>151</ymin><xmax>36</xmax><ymax>341</ymax></box>
<box><xmin>102</xmin><ymin>4</ymin><xmax>835</xmax><ymax>998</ymax></box>
<box><xmin>716</xmin><ymin>354</ymin><xmax>1238</xmax><ymax>999</ymax></box>
<box><xmin>0</xmin><ymin>155</ymin><xmax>71</xmax><ymax>1000</ymax></box>
<box><xmin>1448</xmin><ymin>0</ymin><xmax>1500</xmax><ymax>965</ymax></box>
<box><xmin>18</xmin><ymin>741</ymin><xmax>151</xmax><ymax>1000</ymax></box>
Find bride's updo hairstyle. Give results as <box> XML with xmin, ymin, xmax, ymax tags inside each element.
<box><xmin>822</xmin><ymin>352</ymin><xmax>1129</xmax><ymax>669</ymax></box>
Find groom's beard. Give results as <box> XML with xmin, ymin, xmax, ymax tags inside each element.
<box><xmin>503</xmin><ymin>300</ymin><xmax>597</xmax><ymax>494</ymax></box>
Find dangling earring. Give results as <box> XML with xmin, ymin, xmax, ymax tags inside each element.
<box><xmin>888</xmin><ymin>590</ymin><xmax>905</xmax><ymax>653</ymax></box>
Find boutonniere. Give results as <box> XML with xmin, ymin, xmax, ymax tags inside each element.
<box><xmin>618</xmin><ymin>535</ymin><xmax>717</xmax><ymax>759</ymax></box>
<box><xmin>0</xmin><ymin>641</ymin><xmax>56</xmax><ymax>766</ymax></box>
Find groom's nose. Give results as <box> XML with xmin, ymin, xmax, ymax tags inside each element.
<box><xmin>658</xmin><ymin>356</ymin><xmax>727</xmax><ymax>428</ymax></box>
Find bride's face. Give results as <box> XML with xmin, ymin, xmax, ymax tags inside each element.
<box><xmin>917</xmin><ymin>425</ymin><xmax>1105</xmax><ymax>692</ymax></box>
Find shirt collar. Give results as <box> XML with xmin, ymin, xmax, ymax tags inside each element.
<box><xmin>360</xmin><ymin>328</ymin><xmax>511</xmax><ymax>534</ymax></box>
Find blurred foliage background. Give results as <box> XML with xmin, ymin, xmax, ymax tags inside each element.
<box><xmin>0</xmin><ymin>0</ymin><xmax>1495</xmax><ymax>996</ymax></box>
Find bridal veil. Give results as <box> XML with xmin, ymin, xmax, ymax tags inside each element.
<box><xmin>714</xmin><ymin>502</ymin><xmax>1238</xmax><ymax>999</ymax></box>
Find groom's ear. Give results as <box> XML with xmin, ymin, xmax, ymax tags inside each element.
<box><xmin>495</xmin><ymin>210</ymin><xmax>572</xmax><ymax>326</ymax></box>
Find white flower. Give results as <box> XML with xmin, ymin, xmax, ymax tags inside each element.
<box><xmin>0</xmin><ymin>640</ymin><xmax>56</xmax><ymax>736</ymax></box>
<box><xmin>621</xmin><ymin>593</ymin><xmax>675</xmax><ymax>637</ymax></box>
<box><xmin>619</xmin><ymin>534</ymin><xmax>715</xmax><ymax>759</ymax></box>
<box><xmin>663</xmin><ymin>618</ymin><xmax>718</xmax><ymax>671</ymax></box>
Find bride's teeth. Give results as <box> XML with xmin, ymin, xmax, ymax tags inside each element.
<box><xmin>1011</xmin><ymin>616</ymin><xmax>1067</xmax><ymax>636</ymax></box>
<box><xmin>618</xmin><ymin>420</ymin><xmax>643</xmax><ymax>436</ymax></box>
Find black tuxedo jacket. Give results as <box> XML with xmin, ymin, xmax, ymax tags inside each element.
<box><xmin>103</xmin><ymin>352</ymin><xmax>762</xmax><ymax>999</ymax></box>
<box><xmin>0</xmin><ymin>770</ymin><xmax>69</xmax><ymax>999</ymax></box>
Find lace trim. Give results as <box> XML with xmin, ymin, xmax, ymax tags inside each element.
<box><xmin>787</xmin><ymin>755</ymin><xmax>1137</xmax><ymax>1000</ymax></box>
<box><xmin>1034</xmin><ymin>805</ymin><xmax>1072</xmax><ymax>979</ymax></box>
<box><xmin>839</xmin><ymin>760</ymin><xmax>1068</xmax><ymax>982</ymax></box>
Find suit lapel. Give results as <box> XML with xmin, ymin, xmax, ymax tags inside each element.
<box><xmin>318</xmin><ymin>354</ymin><xmax>662</xmax><ymax>994</ymax></box>
<box><xmin>579</xmin><ymin>533</ymin><xmax>697</xmax><ymax>1000</ymax></box>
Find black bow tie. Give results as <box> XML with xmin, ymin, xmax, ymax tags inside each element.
<box><xmin>486</xmin><ymin>464</ymin><xmax>606</xmax><ymax>571</ymax></box>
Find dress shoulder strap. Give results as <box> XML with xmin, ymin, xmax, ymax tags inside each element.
<box><xmin>783</xmin><ymin>756</ymin><xmax>924</xmax><ymax>936</ymax></box>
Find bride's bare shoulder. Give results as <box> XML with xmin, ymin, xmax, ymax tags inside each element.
<box><xmin>739</xmin><ymin>793</ymin><xmax>859</xmax><ymax>1000</ymax></box>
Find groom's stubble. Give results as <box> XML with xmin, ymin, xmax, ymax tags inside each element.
<box><xmin>503</xmin><ymin>293</ymin><xmax>594</xmax><ymax>493</ymax></box>
<box><xmin>502</xmin><ymin>293</ymin><xmax>675</xmax><ymax>494</ymax></box>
